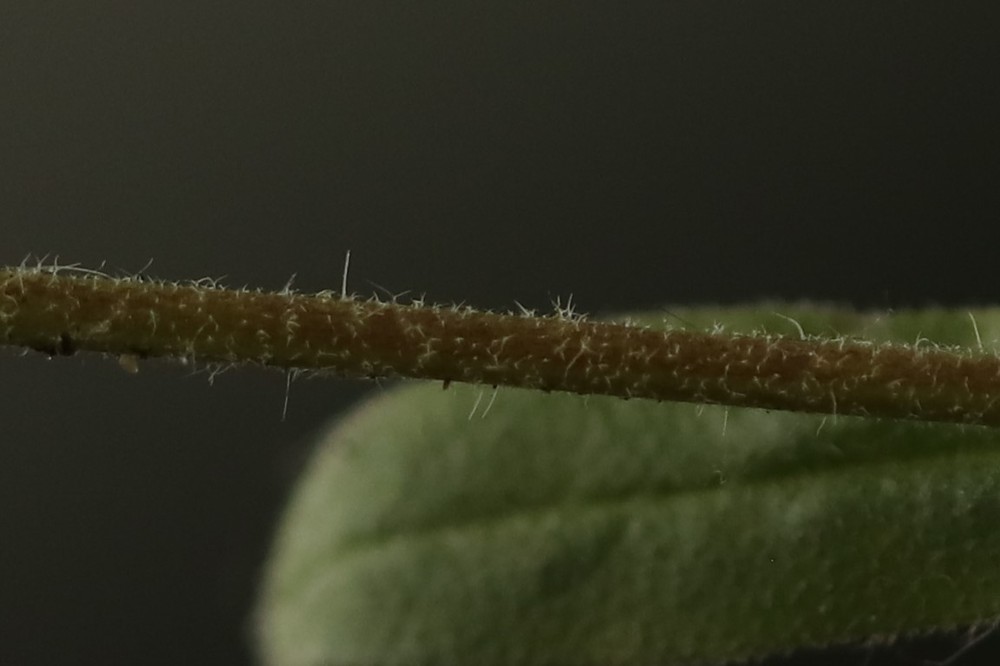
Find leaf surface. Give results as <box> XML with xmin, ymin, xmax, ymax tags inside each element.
<box><xmin>257</xmin><ymin>305</ymin><xmax>1000</xmax><ymax>665</ymax></box>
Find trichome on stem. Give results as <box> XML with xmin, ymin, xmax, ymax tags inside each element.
<box><xmin>2</xmin><ymin>264</ymin><xmax>999</xmax><ymax>426</ymax></box>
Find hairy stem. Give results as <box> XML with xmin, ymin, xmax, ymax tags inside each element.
<box><xmin>2</xmin><ymin>266</ymin><xmax>999</xmax><ymax>426</ymax></box>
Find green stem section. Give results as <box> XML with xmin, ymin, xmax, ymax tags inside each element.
<box><xmin>2</xmin><ymin>267</ymin><xmax>1000</xmax><ymax>426</ymax></box>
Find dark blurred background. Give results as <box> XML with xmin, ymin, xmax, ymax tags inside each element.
<box><xmin>1</xmin><ymin>2</ymin><xmax>999</xmax><ymax>664</ymax></box>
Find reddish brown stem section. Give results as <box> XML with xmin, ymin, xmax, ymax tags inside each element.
<box><xmin>2</xmin><ymin>267</ymin><xmax>1000</xmax><ymax>426</ymax></box>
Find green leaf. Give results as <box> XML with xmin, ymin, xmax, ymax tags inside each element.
<box><xmin>256</xmin><ymin>305</ymin><xmax>1000</xmax><ymax>665</ymax></box>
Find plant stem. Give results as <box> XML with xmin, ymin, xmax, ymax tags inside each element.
<box><xmin>2</xmin><ymin>266</ymin><xmax>999</xmax><ymax>426</ymax></box>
